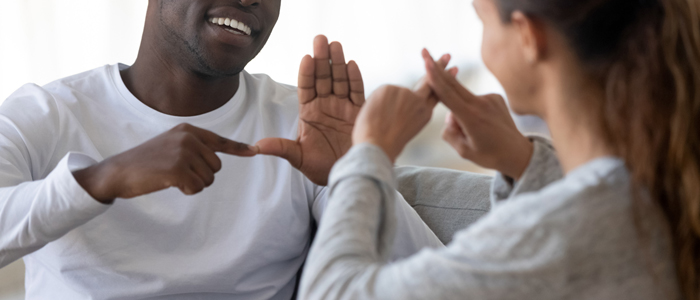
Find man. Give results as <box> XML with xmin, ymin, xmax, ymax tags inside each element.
<box><xmin>0</xmin><ymin>0</ymin><xmax>460</xmax><ymax>299</ymax></box>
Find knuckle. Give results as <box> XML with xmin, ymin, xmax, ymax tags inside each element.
<box><xmin>172</xmin><ymin>159</ymin><xmax>190</xmax><ymax>173</ymax></box>
<box><xmin>212</xmin><ymin>158</ymin><xmax>223</xmax><ymax>172</ymax></box>
<box><xmin>173</xmin><ymin>123</ymin><xmax>192</xmax><ymax>131</ymax></box>
<box><xmin>175</xmin><ymin>147</ymin><xmax>192</xmax><ymax>159</ymax></box>
<box><xmin>204</xmin><ymin>175</ymin><xmax>215</xmax><ymax>187</ymax></box>
<box><xmin>192</xmin><ymin>184</ymin><xmax>205</xmax><ymax>194</ymax></box>
<box><xmin>185</xmin><ymin>180</ymin><xmax>204</xmax><ymax>194</ymax></box>
<box><xmin>382</xmin><ymin>84</ymin><xmax>399</xmax><ymax>93</ymax></box>
<box><xmin>177</xmin><ymin>184</ymin><xmax>192</xmax><ymax>195</ymax></box>
<box><xmin>176</xmin><ymin>133</ymin><xmax>196</xmax><ymax>147</ymax></box>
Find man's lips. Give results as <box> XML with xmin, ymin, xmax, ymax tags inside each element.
<box><xmin>209</xmin><ymin>17</ymin><xmax>252</xmax><ymax>36</ymax></box>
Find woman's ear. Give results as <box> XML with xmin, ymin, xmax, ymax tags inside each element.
<box><xmin>511</xmin><ymin>11</ymin><xmax>548</xmax><ymax>64</ymax></box>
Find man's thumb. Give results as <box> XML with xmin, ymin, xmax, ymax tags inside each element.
<box><xmin>255</xmin><ymin>138</ymin><xmax>302</xmax><ymax>168</ymax></box>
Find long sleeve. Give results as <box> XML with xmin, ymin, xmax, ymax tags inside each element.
<box><xmin>395</xmin><ymin>166</ymin><xmax>492</xmax><ymax>243</ymax></box>
<box><xmin>0</xmin><ymin>86</ymin><xmax>110</xmax><ymax>268</ymax></box>
<box><xmin>300</xmin><ymin>143</ymin><xmax>566</xmax><ymax>300</ymax></box>
<box><xmin>300</xmin><ymin>143</ymin><xmax>399</xmax><ymax>300</ymax></box>
<box><xmin>310</xmin><ymin>174</ymin><xmax>443</xmax><ymax>262</ymax></box>
<box><xmin>491</xmin><ymin>136</ymin><xmax>563</xmax><ymax>204</ymax></box>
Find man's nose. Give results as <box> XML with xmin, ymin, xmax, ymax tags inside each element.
<box><xmin>240</xmin><ymin>0</ymin><xmax>261</xmax><ymax>6</ymax></box>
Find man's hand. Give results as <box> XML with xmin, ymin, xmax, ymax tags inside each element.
<box><xmin>72</xmin><ymin>123</ymin><xmax>258</xmax><ymax>204</ymax></box>
<box><xmin>255</xmin><ymin>35</ymin><xmax>364</xmax><ymax>186</ymax></box>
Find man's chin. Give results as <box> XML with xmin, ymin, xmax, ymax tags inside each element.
<box><xmin>194</xmin><ymin>58</ymin><xmax>248</xmax><ymax>78</ymax></box>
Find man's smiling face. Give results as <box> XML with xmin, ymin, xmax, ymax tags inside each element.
<box><xmin>155</xmin><ymin>0</ymin><xmax>281</xmax><ymax>77</ymax></box>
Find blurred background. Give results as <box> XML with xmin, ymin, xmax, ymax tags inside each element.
<box><xmin>0</xmin><ymin>0</ymin><xmax>548</xmax><ymax>298</ymax></box>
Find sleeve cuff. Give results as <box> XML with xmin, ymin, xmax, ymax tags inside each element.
<box><xmin>491</xmin><ymin>136</ymin><xmax>563</xmax><ymax>203</ymax></box>
<box><xmin>48</xmin><ymin>152</ymin><xmax>111</xmax><ymax>220</ymax></box>
<box><xmin>328</xmin><ymin>143</ymin><xmax>396</xmax><ymax>193</ymax></box>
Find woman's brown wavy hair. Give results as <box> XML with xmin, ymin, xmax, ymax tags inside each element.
<box><xmin>495</xmin><ymin>0</ymin><xmax>700</xmax><ymax>298</ymax></box>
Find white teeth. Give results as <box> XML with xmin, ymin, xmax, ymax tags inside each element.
<box><xmin>209</xmin><ymin>17</ymin><xmax>252</xmax><ymax>36</ymax></box>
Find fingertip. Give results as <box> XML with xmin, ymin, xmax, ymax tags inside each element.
<box><xmin>314</xmin><ymin>34</ymin><xmax>329</xmax><ymax>44</ymax></box>
<box><xmin>439</xmin><ymin>54</ymin><xmax>451</xmax><ymax>64</ymax></box>
<box><xmin>299</xmin><ymin>55</ymin><xmax>315</xmax><ymax>74</ymax></box>
<box><xmin>421</xmin><ymin>48</ymin><xmax>433</xmax><ymax>61</ymax></box>
<box><xmin>302</xmin><ymin>54</ymin><xmax>314</xmax><ymax>63</ymax></box>
<box><xmin>313</xmin><ymin>35</ymin><xmax>331</xmax><ymax>58</ymax></box>
<box><xmin>248</xmin><ymin>145</ymin><xmax>260</xmax><ymax>154</ymax></box>
<box><xmin>300</xmin><ymin>54</ymin><xmax>313</xmax><ymax>66</ymax></box>
<box><xmin>348</xmin><ymin>60</ymin><xmax>359</xmax><ymax>70</ymax></box>
<box><xmin>449</xmin><ymin>67</ymin><xmax>459</xmax><ymax>77</ymax></box>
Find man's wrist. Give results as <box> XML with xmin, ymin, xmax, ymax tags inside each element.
<box><xmin>72</xmin><ymin>161</ymin><xmax>118</xmax><ymax>204</ymax></box>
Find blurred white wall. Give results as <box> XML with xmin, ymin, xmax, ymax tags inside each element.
<box><xmin>0</xmin><ymin>0</ymin><xmax>494</xmax><ymax>101</ymax></box>
<box><xmin>0</xmin><ymin>1</ymin><xmax>548</xmax><ymax>299</ymax></box>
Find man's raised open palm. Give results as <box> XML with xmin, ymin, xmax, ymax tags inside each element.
<box><xmin>255</xmin><ymin>35</ymin><xmax>364</xmax><ymax>185</ymax></box>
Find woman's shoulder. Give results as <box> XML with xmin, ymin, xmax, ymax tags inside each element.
<box><xmin>448</xmin><ymin>158</ymin><xmax>676</xmax><ymax>297</ymax></box>
<box><xmin>450</xmin><ymin>158</ymin><xmax>635</xmax><ymax>259</ymax></box>
<box><xmin>496</xmin><ymin>157</ymin><xmax>632</xmax><ymax>226</ymax></box>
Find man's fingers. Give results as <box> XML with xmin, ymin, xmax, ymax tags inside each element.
<box><xmin>180</xmin><ymin>124</ymin><xmax>258</xmax><ymax>157</ymax></box>
<box><xmin>329</xmin><ymin>42</ymin><xmax>349</xmax><ymax>99</ymax></box>
<box><xmin>298</xmin><ymin>55</ymin><xmax>316</xmax><ymax>104</ymax></box>
<box><xmin>203</xmin><ymin>135</ymin><xmax>258</xmax><ymax>157</ymax></box>
<box><xmin>313</xmin><ymin>35</ymin><xmax>332</xmax><ymax>97</ymax></box>
<box><xmin>255</xmin><ymin>138</ymin><xmax>302</xmax><ymax>169</ymax></box>
<box><xmin>347</xmin><ymin>60</ymin><xmax>365</xmax><ymax>106</ymax></box>
<box><xmin>214</xmin><ymin>139</ymin><xmax>259</xmax><ymax>157</ymax></box>
<box><xmin>191</xmin><ymin>139</ymin><xmax>223</xmax><ymax>172</ymax></box>
<box><xmin>189</xmin><ymin>157</ymin><xmax>216</xmax><ymax>187</ymax></box>
<box><xmin>178</xmin><ymin>170</ymin><xmax>206</xmax><ymax>195</ymax></box>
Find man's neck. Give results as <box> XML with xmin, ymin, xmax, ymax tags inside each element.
<box><xmin>120</xmin><ymin>45</ymin><xmax>241</xmax><ymax>117</ymax></box>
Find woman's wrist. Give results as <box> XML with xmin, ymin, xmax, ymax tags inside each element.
<box><xmin>498</xmin><ymin>138</ymin><xmax>534</xmax><ymax>181</ymax></box>
<box><xmin>352</xmin><ymin>137</ymin><xmax>399</xmax><ymax>163</ymax></box>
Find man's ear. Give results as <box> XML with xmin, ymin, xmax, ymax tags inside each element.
<box><xmin>511</xmin><ymin>11</ymin><xmax>547</xmax><ymax>64</ymax></box>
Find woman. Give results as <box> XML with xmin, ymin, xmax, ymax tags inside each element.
<box><xmin>298</xmin><ymin>0</ymin><xmax>699</xmax><ymax>299</ymax></box>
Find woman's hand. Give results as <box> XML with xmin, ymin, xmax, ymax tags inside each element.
<box><xmin>422</xmin><ymin>49</ymin><xmax>533</xmax><ymax>180</ymax></box>
<box><xmin>352</xmin><ymin>55</ymin><xmax>455</xmax><ymax>162</ymax></box>
<box><xmin>352</xmin><ymin>86</ymin><xmax>435</xmax><ymax>162</ymax></box>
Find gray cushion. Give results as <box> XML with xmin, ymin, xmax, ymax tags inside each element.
<box><xmin>395</xmin><ymin>166</ymin><xmax>492</xmax><ymax>244</ymax></box>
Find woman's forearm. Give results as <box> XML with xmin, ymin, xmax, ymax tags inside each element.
<box><xmin>299</xmin><ymin>143</ymin><xmax>399</xmax><ymax>299</ymax></box>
